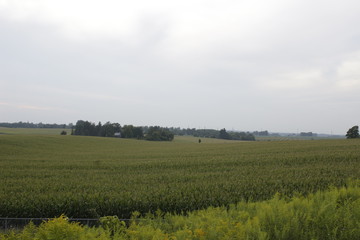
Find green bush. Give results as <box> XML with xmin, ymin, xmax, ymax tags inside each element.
<box><xmin>99</xmin><ymin>216</ymin><xmax>126</xmax><ymax>237</ymax></box>
<box><xmin>1</xmin><ymin>215</ymin><xmax>109</xmax><ymax>240</ymax></box>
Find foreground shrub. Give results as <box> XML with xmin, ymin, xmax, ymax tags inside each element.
<box><xmin>0</xmin><ymin>215</ymin><xmax>109</xmax><ymax>240</ymax></box>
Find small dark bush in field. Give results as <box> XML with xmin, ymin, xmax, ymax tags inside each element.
<box><xmin>60</xmin><ymin>130</ymin><xmax>67</xmax><ymax>135</ymax></box>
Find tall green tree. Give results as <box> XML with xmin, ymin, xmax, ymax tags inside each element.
<box><xmin>145</xmin><ymin>126</ymin><xmax>174</xmax><ymax>141</ymax></box>
<box><xmin>219</xmin><ymin>128</ymin><xmax>231</xmax><ymax>140</ymax></box>
<box><xmin>102</xmin><ymin>122</ymin><xmax>116</xmax><ymax>137</ymax></box>
<box><xmin>346</xmin><ymin>125</ymin><xmax>359</xmax><ymax>139</ymax></box>
<box><xmin>122</xmin><ymin>125</ymin><xmax>134</xmax><ymax>138</ymax></box>
<box><xmin>132</xmin><ymin>126</ymin><xmax>144</xmax><ymax>139</ymax></box>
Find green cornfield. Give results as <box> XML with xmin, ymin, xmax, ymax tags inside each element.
<box><xmin>2</xmin><ymin>183</ymin><xmax>360</xmax><ymax>239</ymax></box>
<box><xmin>0</xmin><ymin>132</ymin><xmax>359</xmax><ymax>218</ymax></box>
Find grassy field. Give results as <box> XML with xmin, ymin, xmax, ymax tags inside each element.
<box><xmin>255</xmin><ymin>135</ymin><xmax>345</xmax><ymax>141</ymax></box>
<box><xmin>0</xmin><ymin>127</ymin><xmax>67</xmax><ymax>135</ymax></box>
<box><xmin>0</xmin><ymin>129</ymin><xmax>359</xmax><ymax>219</ymax></box>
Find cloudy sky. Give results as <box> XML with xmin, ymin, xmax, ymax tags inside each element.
<box><xmin>1</xmin><ymin>0</ymin><xmax>360</xmax><ymax>134</ymax></box>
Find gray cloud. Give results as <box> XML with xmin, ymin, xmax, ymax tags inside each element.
<box><xmin>1</xmin><ymin>0</ymin><xmax>360</xmax><ymax>134</ymax></box>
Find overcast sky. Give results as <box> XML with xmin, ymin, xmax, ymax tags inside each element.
<box><xmin>1</xmin><ymin>0</ymin><xmax>360</xmax><ymax>134</ymax></box>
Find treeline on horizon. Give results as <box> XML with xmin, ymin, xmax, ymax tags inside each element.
<box><xmin>72</xmin><ymin>120</ymin><xmax>174</xmax><ymax>141</ymax></box>
<box><xmin>0</xmin><ymin>121</ymin><xmax>69</xmax><ymax>129</ymax></box>
<box><xmin>0</xmin><ymin>121</ymin><xmax>256</xmax><ymax>141</ymax></box>
<box><xmin>72</xmin><ymin>120</ymin><xmax>255</xmax><ymax>141</ymax></box>
<box><xmin>169</xmin><ymin>127</ymin><xmax>256</xmax><ymax>141</ymax></box>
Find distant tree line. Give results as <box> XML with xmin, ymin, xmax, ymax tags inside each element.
<box><xmin>72</xmin><ymin>120</ymin><xmax>174</xmax><ymax>141</ymax></box>
<box><xmin>0</xmin><ymin>122</ymin><xmax>71</xmax><ymax>129</ymax></box>
<box><xmin>73</xmin><ymin>120</ymin><xmax>143</xmax><ymax>139</ymax></box>
<box><xmin>144</xmin><ymin>126</ymin><xmax>174</xmax><ymax>141</ymax></box>
<box><xmin>253</xmin><ymin>131</ymin><xmax>269</xmax><ymax>136</ymax></box>
<box><xmin>1</xmin><ymin>121</ymin><xmax>255</xmax><ymax>141</ymax></box>
<box><xmin>171</xmin><ymin>128</ymin><xmax>220</xmax><ymax>138</ymax></box>
<box><xmin>167</xmin><ymin>127</ymin><xmax>255</xmax><ymax>141</ymax></box>
<box><xmin>219</xmin><ymin>128</ymin><xmax>255</xmax><ymax>141</ymax></box>
<box><xmin>300</xmin><ymin>132</ymin><xmax>317</xmax><ymax>137</ymax></box>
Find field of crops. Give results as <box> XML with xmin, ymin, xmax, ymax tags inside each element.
<box><xmin>0</xmin><ymin>130</ymin><xmax>359</xmax><ymax>219</ymax></box>
<box><xmin>0</xmin><ymin>127</ymin><xmax>67</xmax><ymax>135</ymax></box>
<box><xmin>2</xmin><ymin>183</ymin><xmax>360</xmax><ymax>239</ymax></box>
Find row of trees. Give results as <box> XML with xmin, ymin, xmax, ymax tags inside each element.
<box><xmin>300</xmin><ymin>132</ymin><xmax>316</xmax><ymax>137</ymax></box>
<box><xmin>166</xmin><ymin>127</ymin><xmax>255</xmax><ymax>141</ymax></box>
<box><xmin>167</xmin><ymin>127</ymin><xmax>255</xmax><ymax>141</ymax></box>
<box><xmin>72</xmin><ymin>120</ymin><xmax>174</xmax><ymax>141</ymax></box>
<box><xmin>0</xmin><ymin>122</ymin><xmax>71</xmax><ymax>129</ymax></box>
<box><xmin>73</xmin><ymin>120</ymin><xmax>123</xmax><ymax>137</ymax></box>
<box><xmin>253</xmin><ymin>130</ymin><xmax>269</xmax><ymax>136</ymax></box>
<box><xmin>2</xmin><ymin>121</ymin><xmax>253</xmax><ymax>141</ymax></box>
<box><xmin>145</xmin><ymin>126</ymin><xmax>174</xmax><ymax>141</ymax></box>
<box><xmin>218</xmin><ymin>128</ymin><xmax>255</xmax><ymax>141</ymax></box>
<box><xmin>72</xmin><ymin>121</ymin><xmax>256</xmax><ymax>141</ymax></box>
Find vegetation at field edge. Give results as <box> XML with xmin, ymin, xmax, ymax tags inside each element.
<box><xmin>1</xmin><ymin>182</ymin><xmax>360</xmax><ymax>239</ymax></box>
